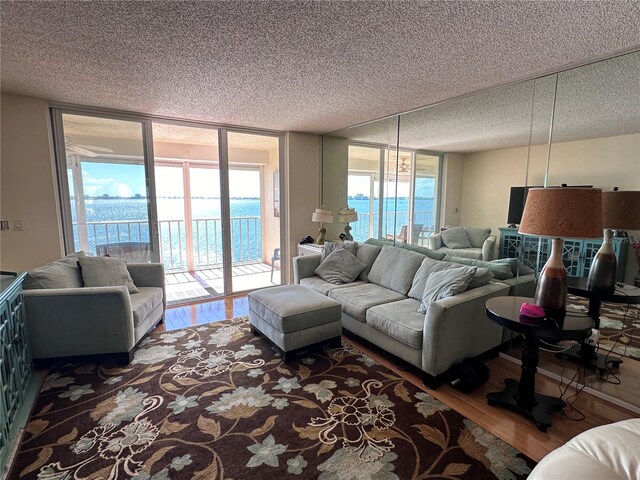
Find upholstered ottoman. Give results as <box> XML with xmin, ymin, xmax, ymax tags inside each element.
<box><xmin>248</xmin><ymin>284</ymin><xmax>342</xmax><ymax>362</ymax></box>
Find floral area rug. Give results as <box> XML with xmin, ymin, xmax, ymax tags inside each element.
<box><xmin>11</xmin><ymin>317</ymin><xmax>535</xmax><ymax>480</ymax></box>
<box><xmin>568</xmin><ymin>295</ymin><xmax>640</xmax><ymax>361</ymax></box>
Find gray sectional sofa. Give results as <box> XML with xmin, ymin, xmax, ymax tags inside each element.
<box><xmin>293</xmin><ymin>241</ymin><xmax>535</xmax><ymax>387</ymax></box>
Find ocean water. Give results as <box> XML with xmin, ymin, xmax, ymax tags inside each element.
<box><xmin>71</xmin><ymin>197</ymin><xmax>435</xmax><ymax>268</ymax></box>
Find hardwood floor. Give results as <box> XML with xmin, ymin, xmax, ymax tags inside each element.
<box><xmin>156</xmin><ymin>296</ymin><xmax>635</xmax><ymax>463</ymax></box>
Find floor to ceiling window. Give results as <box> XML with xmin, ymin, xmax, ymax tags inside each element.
<box><xmin>52</xmin><ymin>109</ymin><xmax>284</xmax><ymax>305</ymax></box>
<box><xmin>347</xmin><ymin>143</ymin><xmax>441</xmax><ymax>244</ymax></box>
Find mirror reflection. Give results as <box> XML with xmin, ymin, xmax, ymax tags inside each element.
<box><xmin>323</xmin><ymin>50</ymin><xmax>640</xmax><ymax>411</ymax></box>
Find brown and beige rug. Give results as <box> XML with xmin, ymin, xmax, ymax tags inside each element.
<box><xmin>11</xmin><ymin>317</ymin><xmax>534</xmax><ymax>479</ymax></box>
<box><xmin>568</xmin><ymin>295</ymin><xmax>640</xmax><ymax>361</ymax></box>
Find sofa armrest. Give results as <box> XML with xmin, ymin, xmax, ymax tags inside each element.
<box><xmin>292</xmin><ymin>255</ymin><xmax>322</xmax><ymax>283</ymax></box>
<box><xmin>421</xmin><ymin>281</ymin><xmax>510</xmax><ymax>376</ymax></box>
<box><xmin>128</xmin><ymin>263</ymin><xmax>166</xmax><ymax>310</ymax></box>
<box><xmin>24</xmin><ymin>286</ymin><xmax>135</xmax><ymax>359</ymax></box>
<box><xmin>482</xmin><ymin>235</ymin><xmax>497</xmax><ymax>261</ymax></box>
<box><xmin>428</xmin><ymin>234</ymin><xmax>442</xmax><ymax>250</ymax></box>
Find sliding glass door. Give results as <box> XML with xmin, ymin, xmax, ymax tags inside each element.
<box><xmin>54</xmin><ymin>112</ymin><xmax>156</xmax><ymax>262</ymax></box>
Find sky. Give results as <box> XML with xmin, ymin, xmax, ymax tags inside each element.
<box><xmin>75</xmin><ymin>162</ymin><xmax>261</xmax><ymax>198</ymax></box>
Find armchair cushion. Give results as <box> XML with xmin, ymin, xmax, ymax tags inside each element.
<box><xmin>131</xmin><ymin>287</ymin><xmax>164</xmax><ymax>327</ymax></box>
<box><xmin>23</xmin><ymin>252</ymin><xmax>86</xmax><ymax>290</ymax></box>
<box><xmin>440</xmin><ymin>227</ymin><xmax>471</xmax><ymax>249</ymax></box>
<box><xmin>465</xmin><ymin>227</ymin><xmax>492</xmax><ymax>248</ymax></box>
<box><xmin>78</xmin><ymin>256</ymin><xmax>139</xmax><ymax>294</ymax></box>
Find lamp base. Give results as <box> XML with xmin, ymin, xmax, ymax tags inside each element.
<box><xmin>586</xmin><ymin>230</ymin><xmax>617</xmax><ymax>293</ymax></box>
<box><xmin>534</xmin><ymin>238</ymin><xmax>567</xmax><ymax>319</ymax></box>
<box><xmin>343</xmin><ymin>225</ymin><xmax>353</xmax><ymax>241</ymax></box>
<box><xmin>315</xmin><ymin>226</ymin><xmax>327</xmax><ymax>245</ymax></box>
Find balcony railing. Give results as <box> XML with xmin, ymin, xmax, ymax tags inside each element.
<box><xmin>350</xmin><ymin>210</ymin><xmax>435</xmax><ymax>243</ymax></box>
<box><xmin>73</xmin><ymin>216</ymin><xmax>262</xmax><ymax>272</ymax></box>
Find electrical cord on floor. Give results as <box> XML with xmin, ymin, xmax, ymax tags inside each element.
<box><xmin>539</xmin><ymin>339</ymin><xmax>577</xmax><ymax>353</ymax></box>
<box><xmin>600</xmin><ymin>303</ymin><xmax>633</xmax><ymax>385</ymax></box>
<box><xmin>556</xmin><ymin>356</ymin><xmax>586</xmax><ymax>421</ymax></box>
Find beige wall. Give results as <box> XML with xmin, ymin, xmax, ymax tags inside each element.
<box><xmin>460</xmin><ymin>133</ymin><xmax>640</xmax><ymax>282</ymax></box>
<box><xmin>285</xmin><ymin>132</ymin><xmax>321</xmax><ymax>281</ymax></box>
<box><xmin>321</xmin><ymin>136</ymin><xmax>349</xmax><ymax>240</ymax></box>
<box><xmin>1</xmin><ymin>93</ymin><xmax>64</xmax><ymax>271</ymax></box>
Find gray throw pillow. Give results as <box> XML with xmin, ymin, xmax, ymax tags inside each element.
<box><xmin>23</xmin><ymin>258</ymin><xmax>84</xmax><ymax>290</ymax></box>
<box><xmin>490</xmin><ymin>258</ymin><xmax>535</xmax><ymax>276</ymax></box>
<box><xmin>398</xmin><ymin>243</ymin><xmax>446</xmax><ymax>260</ymax></box>
<box><xmin>440</xmin><ymin>227</ymin><xmax>471</xmax><ymax>249</ymax></box>
<box><xmin>464</xmin><ymin>227</ymin><xmax>492</xmax><ymax>249</ymax></box>
<box><xmin>314</xmin><ymin>248</ymin><xmax>366</xmax><ymax>285</ymax></box>
<box><xmin>468</xmin><ymin>267</ymin><xmax>494</xmax><ymax>289</ymax></box>
<box><xmin>408</xmin><ymin>257</ymin><xmax>458</xmax><ymax>300</ymax></box>
<box><xmin>364</xmin><ymin>238</ymin><xmax>394</xmax><ymax>248</ymax></box>
<box><xmin>418</xmin><ymin>266</ymin><xmax>477</xmax><ymax>314</ymax></box>
<box><xmin>78</xmin><ymin>256</ymin><xmax>139</xmax><ymax>293</ymax></box>
<box><xmin>444</xmin><ymin>254</ymin><xmax>514</xmax><ymax>280</ymax></box>
<box><xmin>322</xmin><ymin>240</ymin><xmax>358</xmax><ymax>260</ymax></box>
<box><xmin>355</xmin><ymin>243</ymin><xmax>382</xmax><ymax>282</ymax></box>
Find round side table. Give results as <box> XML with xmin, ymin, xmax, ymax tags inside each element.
<box><xmin>559</xmin><ymin>278</ymin><xmax>640</xmax><ymax>374</ymax></box>
<box><xmin>485</xmin><ymin>296</ymin><xmax>594</xmax><ymax>432</ymax></box>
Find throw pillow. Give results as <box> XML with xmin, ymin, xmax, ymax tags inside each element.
<box><xmin>363</xmin><ymin>238</ymin><xmax>394</xmax><ymax>248</ymax></box>
<box><xmin>468</xmin><ymin>267</ymin><xmax>494</xmax><ymax>289</ymax></box>
<box><xmin>23</xmin><ymin>259</ymin><xmax>84</xmax><ymax>290</ymax></box>
<box><xmin>464</xmin><ymin>227</ymin><xmax>492</xmax><ymax>249</ymax></box>
<box><xmin>397</xmin><ymin>242</ymin><xmax>446</xmax><ymax>260</ymax></box>
<box><xmin>444</xmin><ymin>254</ymin><xmax>514</xmax><ymax>280</ymax></box>
<box><xmin>490</xmin><ymin>258</ymin><xmax>535</xmax><ymax>276</ymax></box>
<box><xmin>322</xmin><ymin>240</ymin><xmax>358</xmax><ymax>260</ymax></box>
<box><xmin>355</xmin><ymin>242</ymin><xmax>382</xmax><ymax>282</ymax></box>
<box><xmin>418</xmin><ymin>266</ymin><xmax>477</xmax><ymax>314</ymax></box>
<box><xmin>314</xmin><ymin>248</ymin><xmax>366</xmax><ymax>285</ymax></box>
<box><xmin>440</xmin><ymin>227</ymin><xmax>471</xmax><ymax>249</ymax></box>
<box><xmin>408</xmin><ymin>257</ymin><xmax>458</xmax><ymax>300</ymax></box>
<box><xmin>78</xmin><ymin>256</ymin><xmax>139</xmax><ymax>293</ymax></box>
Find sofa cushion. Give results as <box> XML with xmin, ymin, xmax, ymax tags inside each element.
<box><xmin>131</xmin><ymin>287</ymin><xmax>164</xmax><ymax>327</ymax></box>
<box><xmin>367</xmin><ymin>245</ymin><xmax>424</xmax><ymax>295</ymax></box>
<box><xmin>78</xmin><ymin>256</ymin><xmax>139</xmax><ymax>293</ymax></box>
<box><xmin>418</xmin><ymin>266</ymin><xmax>477</xmax><ymax>313</ymax></box>
<box><xmin>366</xmin><ymin>298</ymin><xmax>425</xmax><ymax>349</ymax></box>
<box><xmin>315</xmin><ymin>249</ymin><xmax>366</xmax><ymax>284</ymax></box>
<box><xmin>364</xmin><ymin>238</ymin><xmax>394</xmax><ymax>248</ymax></box>
<box><xmin>355</xmin><ymin>243</ymin><xmax>382</xmax><ymax>282</ymax></box>
<box><xmin>300</xmin><ymin>277</ymin><xmax>365</xmax><ymax>296</ymax></box>
<box><xmin>444</xmin><ymin>255</ymin><xmax>514</xmax><ymax>280</ymax></box>
<box><xmin>468</xmin><ymin>267</ymin><xmax>494</xmax><ymax>289</ymax></box>
<box><xmin>23</xmin><ymin>252</ymin><xmax>87</xmax><ymax>290</ymax></box>
<box><xmin>397</xmin><ymin>243</ymin><xmax>446</xmax><ymax>260</ymax></box>
<box><xmin>329</xmin><ymin>283</ymin><xmax>406</xmax><ymax>322</ymax></box>
<box><xmin>440</xmin><ymin>226</ymin><xmax>471</xmax><ymax>249</ymax></box>
<box><xmin>464</xmin><ymin>227</ymin><xmax>491</xmax><ymax>249</ymax></box>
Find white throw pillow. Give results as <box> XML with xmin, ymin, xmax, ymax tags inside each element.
<box><xmin>418</xmin><ymin>266</ymin><xmax>477</xmax><ymax>313</ymax></box>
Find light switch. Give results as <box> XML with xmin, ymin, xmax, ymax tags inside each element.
<box><xmin>0</xmin><ymin>220</ymin><xmax>8</xmax><ymax>231</ymax></box>
<box><xmin>13</xmin><ymin>220</ymin><xmax>23</xmax><ymax>231</ymax></box>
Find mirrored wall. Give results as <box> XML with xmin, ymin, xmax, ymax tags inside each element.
<box><xmin>322</xmin><ymin>50</ymin><xmax>640</xmax><ymax>410</ymax></box>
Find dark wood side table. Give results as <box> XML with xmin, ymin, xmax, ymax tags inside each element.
<box><xmin>485</xmin><ymin>296</ymin><xmax>594</xmax><ymax>432</ymax></box>
<box><xmin>558</xmin><ymin>278</ymin><xmax>640</xmax><ymax>374</ymax></box>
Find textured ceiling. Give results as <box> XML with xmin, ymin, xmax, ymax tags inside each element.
<box><xmin>1</xmin><ymin>1</ymin><xmax>639</xmax><ymax>135</ymax></box>
<box><xmin>329</xmin><ymin>51</ymin><xmax>640</xmax><ymax>152</ymax></box>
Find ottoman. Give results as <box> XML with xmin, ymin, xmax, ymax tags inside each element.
<box><xmin>248</xmin><ymin>284</ymin><xmax>342</xmax><ymax>362</ymax></box>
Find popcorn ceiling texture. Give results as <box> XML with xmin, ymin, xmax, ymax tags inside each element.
<box><xmin>1</xmin><ymin>1</ymin><xmax>639</xmax><ymax>135</ymax></box>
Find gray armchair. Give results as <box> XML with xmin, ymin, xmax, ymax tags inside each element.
<box><xmin>24</xmin><ymin>263</ymin><xmax>166</xmax><ymax>364</ymax></box>
<box><xmin>428</xmin><ymin>227</ymin><xmax>496</xmax><ymax>261</ymax></box>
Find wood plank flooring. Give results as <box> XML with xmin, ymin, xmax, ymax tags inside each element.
<box><xmin>156</xmin><ymin>296</ymin><xmax>636</xmax><ymax>463</ymax></box>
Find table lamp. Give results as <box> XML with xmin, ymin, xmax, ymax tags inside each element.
<box><xmin>337</xmin><ymin>207</ymin><xmax>358</xmax><ymax>241</ymax></box>
<box><xmin>519</xmin><ymin>187</ymin><xmax>603</xmax><ymax>318</ymax></box>
<box><xmin>312</xmin><ymin>208</ymin><xmax>333</xmax><ymax>244</ymax></box>
<box><xmin>587</xmin><ymin>190</ymin><xmax>640</xmax><ymax>292</ymax></box>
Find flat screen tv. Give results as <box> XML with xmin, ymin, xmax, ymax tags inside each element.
<box><xmin>507</xmin><ymin>185</ymin><xmax>593</xmax><ymax>227</ymax></box>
